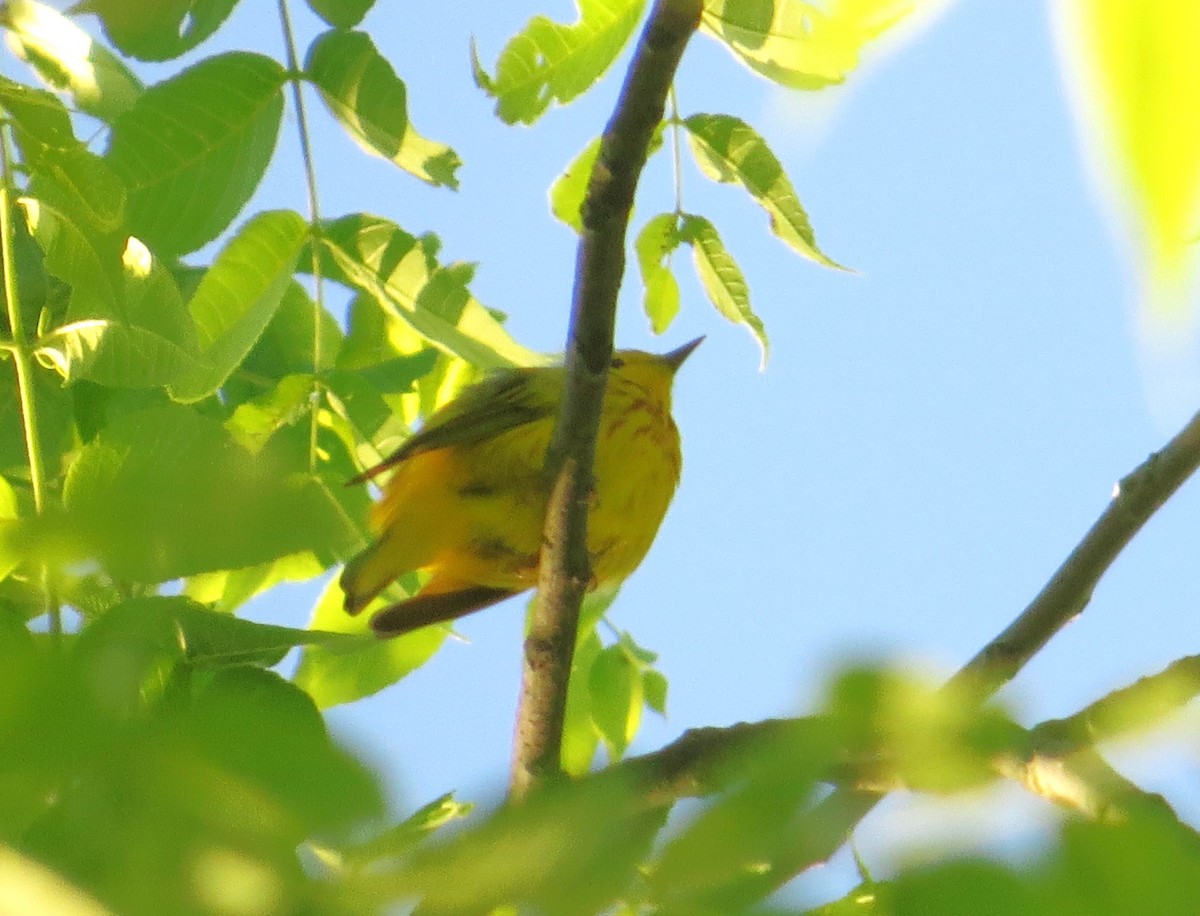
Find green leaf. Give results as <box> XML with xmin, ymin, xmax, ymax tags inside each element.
<box><xmin>106</xmin><ymin>52</ymin><xmax>286</xmax><ymax>256</ymax></box>
<box><xmin>1</xmin><ymin>0</ymin><xmax>142</xmax><ymax>121</ymax></box>
<box><xmin>182</xmin><ymin>551</ymin><xmax>325</xmax><ymax>614</ymax></box>
<box><xmin>1058</xmin><ymin>2</ymin><xmax>1200</xmax><ymax>312</ymax></box>
<box><xmin>26</xmin><ymin>211</ymin><xmax>204</xmax><ymax>389</ymax></box>
<box><xmin>643</xmin><ymin>668</ymin><xmax>668</xmax><ymax>715</ymax></box>
<box><xmin>39</xmin><ymin>318</ymin><xmax>206</xmax><ymax>387</ymax></box>
<box><xmin>317</xmin><ymin>213</ymin><xmax>539</xmax><ymax>369</ymax></box>
<box><xmin>305</xmin><ymin>0</ymin><xmax>375</xmax><ymax>29</ymax></box>
<box><xmin>342</xmin><ymin>793</ymin><xmax>473</xmax><ymax>869</ymax></box>
<box><xmin>171</xmin><ymin>598</ymin><xmax>358</xmax><ymax>668</ymax></box>
<box><xmin>589</xmin><ymin>643</ymin><xmax>642</xmax><ymax>759</ymax></box>
<box><xmin>239</xmin><ymin>280</ymin><xmax>342</xmax><ymax>382</ymax></box>
<box><xmin>169</xmin><ymin>210</ymin><xmax>309</xmax><ymax>402</ymax></box>
<box><xmin>685</xmin><ymin>113</ymin><xmax>843</xmax><ymax>269</ymax></box>
<box><xmin>650</xmin><ymin>729</ymin><xmax>829</xmax><ymax>911</ymax></box>
<box><xmin>634</xmin><ymin>212</ymin><xmax>683</xmax><ymax>333</ymax></box>
<box><xmin>19</xmin><ymin>197</ymin><xmax>118</xmax><ymax>321</ymax></box>
<box><xmin>225</xmin><ymin>373</ymin><xmax>313</xmax><ymax>453</ymax></box>
<box><xmin>550</xmin><ymin>136</ymin><xmax>601</xmax><ymax>231</ymax></box>
<box><xmin>0</xmin><ymin>847</ymin><xmax>110</xmax><ymax>916</ymax></box>
<box><xmin>396</xmin><ymin>776</ymin><xmax>659</xmax><ymax>914</ymax></box>
<box><xmin>293</xmin><ymin>575</ymin><xmax>449</xmax><ymax>708</ymax></box>
<box><xmin>0</xmin><ymin>357</ymin><xmax>72</xmax><ymax>477</ymax></box>
<box><xmin>0</xmin><ymin>476</ymin><xmax>20</xmax><ymax>581</ymax></box>
<box><xmin>678</xmin><ymin>213</ymin><xmax>768</xmax><ymax>364</ymax></box>
<box><xmin>0</xmin><ymin>73</ymin><xmax>74</xmax><ymax>145</ymax></box>
<box><xmin>0</xmin><ymin>76</ymin><xmax>127</xmax><ymax>233</ymax></box>
<box><xmin>700</xmin><ymin>0</ymin><xmax>866</xmax><ymax>89</ymax></box>
<box><xmin>45</xmin><ymin>404</ymin><xmax>353</xmax><ymax>582</ymax></box>
<box><xmin>306</xmin><ymin>29</ymin><xmax>460</xmax><ymax>188</ymax></box>
<box><xmin>472</xmin><ymin>0</ymin><xmax>648</xmax><ymax>125</ymax></box>
<box><xmin>892</xmin><ymin>860</ymin><xmax>1043</xmax><ymax>916</ymax></box>
<box><xmin>562</xmin><ymin>628</ymin><xmax>603</xmax><ymax>776</ymax></box>
<box><xmin>73</xmin><ymin>0</ymin><xmax>239</xmax><ymax>61</ymax></box>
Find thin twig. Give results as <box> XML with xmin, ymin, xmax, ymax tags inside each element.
<box><xmin>277</xmin><ymin>0</ymin><xmax>327</xmax><ymax>475</ymax></box>
<box><xmin>509</xmin><ymin>0</ymin><xmax>704</xmax><ymax>800</ymax></box>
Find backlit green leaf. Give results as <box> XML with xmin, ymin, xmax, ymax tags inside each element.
<box><xmin>550</xmin><ymin>136</ymin><xmax>601</xmax><ymax>231</ymax></box>
<box><xmin>51</xmin><ymin>404</ymin><xmax>354</xmax><ymax>581</ymax></box>
<box><xmin>317</xmin><ymin>213</ymin><xmax>539</xmax><ymax>369</ymax></box>
<box><xmin>562</xmin><ymin>628</ymin><xmax>603</xmax><ymax>776</ymax></box>
<box><xmin>589</xmin><ymin>643</ymin><xmax>641</xmax><ymax>759</ymax></box>
<box><xmin>472</xmin><ymin>0</ymin><xmax>648</xmax><ymax>124</ymax></box>
<box><xmin>307</xmin><ymin>29</ymin><xmax>460</xmax><ymax>187</ymax></box>
<box><xmin>635</xmin><ymin>212</ymin><xmax>683</xmax><ymax>333</ymax></box>
<box><xmin>1</xmin><ymin>0</ymin><xmax>142</xmax><ymax>121</ymax></box>
<box><xmin>0</xmin><ymin>76</ymin><xmax>126</xmax><ymax>232</ymax></box>
<box><xmin>106</xmin><ymin>52</ymin><xmax>286</xmax><ymax>256</ymax></box>
<box><xmin>685</xmin><ymin>112</ymin><xmax>843</xmax><ymax>269</ymax></box>
<box><xmin>169</xmin><ymin>210</ymin><xmax>308</xmax><ymax>402</ymax></box>
<box><xmin>701</xmin><ymin>0</ymin><xmax>868</xmax><ymax>89</ymax></box>
<box><xmin>73</xmin><ymin>0</ymin><xmax>239</xmax><ymax>61</ymax></box>
<box><xmin>294</xmin><ymin>575</ymin><xmax>449</xmax><ymax>708</ymax></box>
<box><xmin>305</xmin><ymin>0</ymin><xmax>375</xmax><ymax>29</ymax></box>
<box><xmin>678</xmin><ymin>213</ymin><xmax>768</xmax><ymax>364</ymax></box>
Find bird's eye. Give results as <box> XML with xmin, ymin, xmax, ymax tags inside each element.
<box><xmin>610</xmin><ymin>356</ymin><xmax>625</xmax><ymax>369</ymax></box>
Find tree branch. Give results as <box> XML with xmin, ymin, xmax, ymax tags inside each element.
<box><xmin>509</xmin><ymin>0</ymin><xmax>704</xmax><ymax>801</ymax></box>
<box><xmin>581</xmin><ymin>414</ymin><xmax>1200</xmax><ymax>887</ymax></box>
<box><xmin>947</xmin><ymin>412</ymin><xmax>1200</xmax><ymax>698</ymax></box>
<box><xmin>765</xmin><ymin>411</ymin><xmax>1200</xmax><ymax>883</ymax></box>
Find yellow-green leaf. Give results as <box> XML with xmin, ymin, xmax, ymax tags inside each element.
<box><xmin>679</xmin><ymin>213</ymin><xmax>768</xmax><ymax>365</ymax></box>
<box><xmin>306</xmin><ymin>29</ymin><xmax>460</xmax><ymax>188</ymax></box>
<box><xmin>634</xmin><ymin>212</ymin><xmax>683</xmax><ymax>333</ymax></box>
<box><xmin>685</xmin><ymin>112</ymin><xmax>844</xmax><ymax>269</ymax></box>
<box><xmin>472</xmin><ymin>0</ymin><xmax>648</xmax><ymax>125</ymax></box>
<box><xmin>1055</xmin><ymin>0</ymin><xmax>1200</xmax><ymax>313</ymax></box>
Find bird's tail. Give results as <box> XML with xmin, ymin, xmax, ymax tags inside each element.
<box><xmin>370</xmin><ymin>580</ymin><xmax>518</xmax><ymax>638</ymax></box>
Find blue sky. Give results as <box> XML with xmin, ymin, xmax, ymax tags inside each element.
<box><xmin>19</xmin><ymin>0</ymin><xmax>1200</xmax><ymax>905</ymax></box>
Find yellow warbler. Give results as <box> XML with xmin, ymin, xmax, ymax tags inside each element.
<box><xmin>340</xmin><ymin>337</ymin><xmax>702</xmax><ymax>637</ymax></box>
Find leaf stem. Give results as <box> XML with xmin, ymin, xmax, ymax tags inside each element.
<box><xmin>668</xmin><ymin>86</ymin><xmax>684</xmax><ymax>217</ymax></box>
<box><xmin>0</xmin><ymin>126</ymin><xmax>58</xmax><ymax>633</ymax></box>
<box><xmin>277</xmin><ymin>0</ymin><xmax>326</xmax><ymax>474</ymax></box>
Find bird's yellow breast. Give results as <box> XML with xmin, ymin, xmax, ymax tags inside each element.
<box><xmin>370</xmin><ymin>358</ymin><xmax>682</xmax><ymax>592</ymax></box>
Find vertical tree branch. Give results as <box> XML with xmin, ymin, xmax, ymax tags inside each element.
<box><xmin>509</xmin><ymin>0</ymin><xmax>704</xmax><ymax>800</ymax></box>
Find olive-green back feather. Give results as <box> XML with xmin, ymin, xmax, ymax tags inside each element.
<box><xmin>349</xmin><ymin>366</ymin><xmax>561</xmax><ymax>483</ymax></box>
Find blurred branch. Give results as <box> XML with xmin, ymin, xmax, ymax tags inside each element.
<box><xmin>764</xmin><ymin>409</ymin><xmax>1200</xmax><ymax>884</ymax></box>
<box><xmin>593</xmin><ymin>418</ymin><xmax>1200</xmax><ymax>891</ymax></box>
<box><xmin>510</xmin><ymin>0</ymin><xmax>704</xmax><ymax>800</ymax></box>
<box><xmin>1031</xmin><ymin>653</ymin><xmax>1200</xmax><ymax>751</ymax></box>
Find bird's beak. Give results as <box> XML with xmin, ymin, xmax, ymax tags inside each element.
<box><xmin>663</xmin><ymin>336</ymin><xmax>705</xmax><ymax>371</ymax></box>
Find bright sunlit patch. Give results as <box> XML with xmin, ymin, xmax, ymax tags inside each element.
<box><xmin>190</xmin><ymin>847</ymin><xmax>283</xmax><ymax>916</ymax></box>
<box><xmin>122</xmin><ymin>236</ymin><xmax>153</xmax><ymax>278</ymax></box>
<box><xmin>3</xmin><ymin>2</ymin><xmax>100</xmax><ymax>98</ymax></box>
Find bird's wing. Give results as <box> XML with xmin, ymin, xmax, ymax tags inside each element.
<box><xmin>348</xmin><ymin>367</ymin><xmax>558</xmax><ymax>483</ymax></box>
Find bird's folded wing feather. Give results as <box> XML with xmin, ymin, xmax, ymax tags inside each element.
<box><xmin>348</xmin><ymin>368</ymin><xmax>558</xmax><ymax>483</ymax></box>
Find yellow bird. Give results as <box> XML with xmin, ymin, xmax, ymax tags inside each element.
<box><xmin>340</xmin><ymin>337</ymin><xmax>702</xmax><ymax>637</ymax></box>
